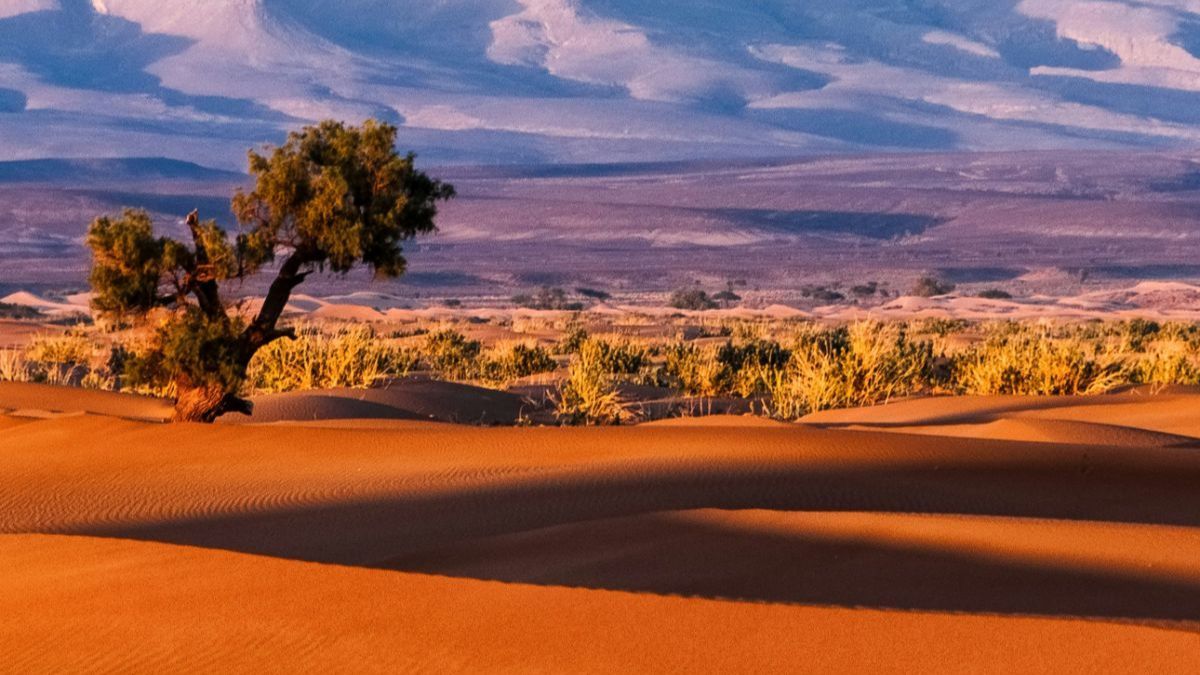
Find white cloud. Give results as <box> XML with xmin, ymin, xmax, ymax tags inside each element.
<box><xmin>921</xmin><ymin>30</ymin><xmax>1000</xmax><ymax>59</ymax></box>
<box><xmin>0</xmin><ymin>0</ymin><xmax>56</xmax><ymax>19</ymax></box>
<box><xmin>1018</xmin><ymin>0</ymin><xmax>1200</xmax><ymax>91</ymax></box>
<box><xmin>487</xmin><ymin>0</ymin><xmax>773</xmax><ymax>102</ymax></box>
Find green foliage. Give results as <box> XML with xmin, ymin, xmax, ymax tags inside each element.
<box><xmin>575</xmin><ymin>287</ymin><xmax>611</xmax><ymax>301</ymax></box>
<box><xmin>850</xmin><ymin>282</ymin><xmax>879</xmax><ymax>298</ymax></box>
<box><xmin>0</xmin><ymin>302</ymin><xmax>41</xmax><ymax>320</ymax></box>
<box><xmin>718</xmin><ymin>339</ymin><xmax>791</xmax><ymax>396</ymax></box>
<box><xmin>914</xmin><ymin>318</ymin><xmax>970</xmax><ymax>337</ymax></box>
<box><xmin>423</xmin><ymin>329</ymin><xmax>483</xmax><ymax>379</ymax></box>
<box><xmin>911</xmin><ymin>276</ymin><xmax>956</xmax><ymax>297</ymax></box>
<box><xmin>82</xmin><ymin>119</ymin><xmax>453</xmax><ymax>421</ymax></box>
<box><xmin>976</xmin><ymin>288</ymin><xmax>1012</xmax><ymax>300</ymax></box>
<box><xmin>512</xmin><ymin>287</ymin><xmax>584</xmax><ymax>311</ymax></box>
<box><xmin>712</xmin><ymin>290</ymin><xmax>741</xmax><ymax>304</ymax></box>
<box><xmin>669</xmin><ymin>288</ymin><xmax>718</xmax><ymax>311</ymax></box>
<box><xmin>1120</xmin><ymin>318</ymin><xmax>1161</xmax><ymax>350</ymax></box>
<box><xmin>586</xmin><ymin>336</ymin><xmax>650</xmax><ymax>375</ymax></box>
<box><xmin>480</xmin><ymin>342</ymin><xmax>558</xmax><ymax>384</ymax></box>
<box><xmin>800</xmin><ymin>285</ymin><xmax>845</xmax><ymax>303</ymax></box>
<box><xmin>663</xmin><ymin>342</ymin><xmax>725</xmax><ymax>397</ymax></box>
<box><xmin>124</xmin><ymin>309</ymin><xmax>247</xmax><ymax>396</ymax></box>
<box><xmin>766</xmin><ymin>322</ymin><xmax>934</xmax><ymax>419</ymax></box>
<box><xmin>247</xmin><ymin>324</ymin><xmax>416</xmax><ymax>393</ymax></box>
<box><xmin>556</xmin><ymin>339</ymin><xmax>629</xmax><ymax>425</ymax></box>
<box><xmin>952</xmin><ymin>330</ymin><xmax>1124</xmax><ymax>396</ymax></box>
<box><xmin>87</xmin><ymin>209</ymin><xmax>168</xmax><ymax>316</ymax></box>
<box><xmin>232</xmin><ymin>119</ymin><xmax>455</xmax><ymax>278</ymax></box>
<box><xmin>555</xmin><ymin>326</ymin><xmax>590</xmax><ymax>355</ymax></box>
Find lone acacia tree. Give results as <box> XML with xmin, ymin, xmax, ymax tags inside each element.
<box><xmin>87</xmin><ymin>119</ymin><xmax>455</xmax><ymax>422</ymax></box>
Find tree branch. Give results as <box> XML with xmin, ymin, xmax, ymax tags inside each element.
<box><xmin>185</xmin><ymin>209</ymin><xmax>227</xmax><ymax>320</ymax></box>
<box><xmin>252</xmin><ymin>251</ymin><xmax>310</xmax><ymax>336</ymax></box>
<box><xmin>236</xmin><ymin>251</ymin><xmax>312</xmax><ymax>368</ymax></box>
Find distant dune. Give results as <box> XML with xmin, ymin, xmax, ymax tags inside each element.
<box><xmin>11</xmin><ymin>277</ymin><xmax>1200</xmax><ymax>324</ymax></box>
<box><xmin>2</xmin><ymin>384</ymin><xmax>1200</xmax><ymax>670</ymax></box>
<box><xmin>0</xmin><ymin>158</ymin><xmax>243</xmax><ymax>184</ymax></box>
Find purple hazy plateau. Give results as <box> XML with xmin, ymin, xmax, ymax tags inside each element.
<box><xmin>3</xmin><ymin>151</ymin><xmax>1200</xmax><ymax>306</ymax></box>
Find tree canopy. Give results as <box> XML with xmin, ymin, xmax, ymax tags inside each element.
<box><xmin>87</xmin><ymin>119</ymin><xmax>454</xmax><ymax>421</ymax></box>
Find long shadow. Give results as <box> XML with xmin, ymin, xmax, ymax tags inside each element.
<box><xmin>54</xmin><ymin>437</ymin><xmax>1200</xmax><ymax>624</ymax></box>
<box><xmin>385</xmin><ymin>511</ymin><xmax>1200</xmax><ymax>624</ymax></box>
<box><xmin>67</xmin><ymin>455</ymin><xmax>1200</xmax><ymax>623</ymax></box>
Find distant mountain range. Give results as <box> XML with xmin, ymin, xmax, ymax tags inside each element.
<box><xmin>4</xmin><ymin>1</ymin><xmax>1200</xmax><ymax>169</ymax></box>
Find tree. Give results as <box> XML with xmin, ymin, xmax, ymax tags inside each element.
<box><xmin>669</xmin><ymin>288</ymin><xmax>718</xmax><ymax>311</ymax></box>
<box><xmin>712</xmin><ymin>282</ymin><xmax>742</xmax><ymax>307</ymax></box>
<box><xmin>911</xmin><ymin>276</ymin><xmax>956</xmax><ymax>298</ymax></box>
<box><xmin>87</xmin><ymin>119</ymin><xmax>455</xmax><ymax>422</ymax></box>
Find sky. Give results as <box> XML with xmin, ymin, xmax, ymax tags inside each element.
<box><xmin>3</xmin><ymin>1</ymin><xmax>1200</xmax><ymax>168</ymax></box>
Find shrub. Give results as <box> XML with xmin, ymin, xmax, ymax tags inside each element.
<box><xmin>663</xmin><ymin>342</ymin><xmax>726</xmax><ymax>397</ymax></box>
<box><xmin>422</xmin><ymin>329</ymin><xmax>482</xmax><ymax>380</ymax></box>
<box><xmin>576</xmin><ymin>287</ymin><xmax>611</xmax><ymax>301</ymax></box>
<box><xmin>911</xmin><ymin>276</ymin><xmax>956</xmax><ymax>297</ymax></box>
<box><xmin>717</xmin><ymin>339</ymin><xmax>791</xmax><ymax>397</ymax></box>
<box><xmin>850</xmin><ymin>282</ymin><xmax>879</xmax><ymax>298</ymax></box>
<box><xmin>976</xmin><ymin>288</ymin><xmax>1012</xmax><ymax>300</ymax></box>
<box><xmin>914</xmin><ymin>318</ymin><xmax>970</xmax><ymax>337</ymax></box>
<box><xmin>513</xmin><ymin>287</ymin><xmax>584</xmax><ymax>311</ymax></box>
<box><xmin>0</xmin><ymin>302</ymin><xmax>40</xmax><ymax>320</ymax></box>
<box><xmin>247</xmin><ymin>325</ymin><xmax>415</xmax><ymax>393</ymax></box>
<box><xmin>556</xmin><ymin>339</ymin><xmax>629</xmax><ymax>425</ymax></box>
<box><xmin>952</xmin><ymin>330</ymin><xmax>1124</xmax><ymax>396</ymax></box>
<box><xmin>479</xmin><ymin>341</ymin><xmax>558</xmax><ymax>384</ymax></box>
<box><xmin>555</xmin><ymin>326</ymin><xmax>590</xmax><ymax>355</ymax></box>
<box><xmin>669</xmin><ymin>289</ymin><xmax>718</xmax><ymax>311</ymax></box>
<box><xmin>1120</xmin><ymin>318</ymin><xmax>1161</xmax><ymax>351</ymax></box>
<box><xmin>587</xmin><ymin>336</ymin><xmax>650</xmax><ymax>375</ymax></box>
<box><xmin>1127</xmin><ymin>336</ymin><xmax>1200</xmax><ymax>387</ymax></box>
<box><xmin>801</xmin><ymin>285</ymin><xmax>845</xmax><ymax>303</ymax></box>
<box><xmin>27</xmin><ymin>333</ymin><xmax>94</xmax><ymax>368</ymax></box>
<box><xmin>766</xmin><ymin>322</ymin><xmax>933</xmax><ymax>419</ymax></box>
<box><xmin>24</xmin><ymin>332</ymin><xmax>101</xmax><ymax>387</ymax></box>
<box><xmin>0</xmin><ymin>349</ymin><xmax>31</xmax><ymax>382</ymax></box>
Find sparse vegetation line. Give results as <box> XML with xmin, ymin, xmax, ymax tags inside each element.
<box><xmin>8</xmin><ymin>316</ymin><xmax>1197</xmax><ymax>426</ymax></box>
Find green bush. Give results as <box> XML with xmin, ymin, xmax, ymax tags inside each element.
<box><xmin>422</xmin><ymin>329</ymin><xmax>483</xmax><ymax>380</ymax></box>
<box><xmin>247</xmin><ymin>325</ymin><xmax>416</xmax><ymax>393</ymax></box>
<box><xmin>480</xmin><ymin>342</ymin><xmax>558</xmax><ymax>383</ymax></box>
<box><xmin>669</xmin><ymin>289</ymin><xmax>718</xmax><ymax>311</ymax></box>
<box><xmin>766</xmin><ymin>322</ymin><xmax>933</xmax><ymax>419</ymax></box>
<box><xmin>911</xmin><ymin>276</ymin><xmax>956</xmax><ymax>297</ymax></box>
<box><xmin>556</xmin><ymin>340</ymin><xmax>628</xmax><ymax>425</ymax></box>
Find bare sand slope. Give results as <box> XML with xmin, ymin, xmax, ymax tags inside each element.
<box><xmin>3</xmin><ymin>390</ymin><xmax>1200</xmax><ymax>671</ymax></box>
<box><xmin>228</xmin><ymin>379</ymin><xmax>534</xmax><ymax>425</ymax></box>
<box><xmin>4</xmin><ymin>533</ymin><xmax>1198</xmax><ymax>675</ymax></box>
<box><xmin>803</xmin><ymin>389</ymin><xmax>1200</xmax><ymax>442</ymax></box>
<box><xmin>0</xmin><ymin>381</ymin><xmax>171</xmax><ymax>421</ymax></box>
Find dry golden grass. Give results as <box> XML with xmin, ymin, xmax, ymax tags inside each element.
<box><xmin>555</xmin><ymin>339</ymin><xmax>632</xmax><ymax>425</ymax></box>
<box><xmin>12</xmin><ymin>316</ymin><xmax>1200</xmax><ymax>424</ymax></box>
<box><xmin>247</xmin><ymin>324</ymin><xmax>416</xmax><ymax>394</ymax></box>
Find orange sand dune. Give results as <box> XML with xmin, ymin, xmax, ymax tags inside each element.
<box><xmin>4</xmin><ymin>533</ymin><xmax>1198</xmax><ymax>674</ymax></box>
<box><xmin>0</xmin><ymin>381</ymin><xmax>171</xmax><ymax>421</ymax></box>
<box><xmin>231</xmin><ymin>379</ymin><xmax>533</xmax><ymax>425</ymax></box>
<box><xmin>3</xmin><ymin>388</ymin><xmax>1200</xmax><ymax>671</ymax></box>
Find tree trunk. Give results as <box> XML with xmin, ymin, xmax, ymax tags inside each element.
<box><xmin>173</xmin><ymin>381</ymin><xmax>254</xmax><ymax>423</ymax></box>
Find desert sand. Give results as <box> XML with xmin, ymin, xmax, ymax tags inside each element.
<box><xmin>3</xmin><ymin>382</ymin><xmax>1200</xmax><ymax>672</ymax></box>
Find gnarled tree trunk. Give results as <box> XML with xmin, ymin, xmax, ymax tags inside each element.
<box><xmin>172</xmin><ymin>380</ymin><xmax>254</xmax><ymax>423</ymax></box>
